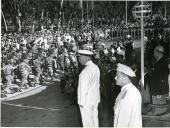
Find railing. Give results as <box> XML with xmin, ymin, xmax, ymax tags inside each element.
<box><xmin>110</xmin><ymin>27</ymin><xmax>170</xmax><ymax>41</ymax></box>
<box><xmin>2</xmin><ymin>25</ymin><xmax>170</xmax><ymax>41</ymax></box>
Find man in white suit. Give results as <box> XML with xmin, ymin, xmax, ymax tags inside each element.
<box><xmin>114</xmin><ymin>63</ymin><xmax>142</xmax><ymax>127</ymax></box>
<box><xmin>77</xmin><ymin>50</ymin><xmax>100</xmax><ymax>127</ymax></box>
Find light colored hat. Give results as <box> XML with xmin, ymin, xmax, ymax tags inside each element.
<box><xmin>87</xmin><ymin>45</ymin><xmax>93</xmax><ymax>49</ymax></box>
<box><xmin>82</xmin><ymin>44</ymin><xmax>93</xmax><ymax>50</ymax></box>
<box><xmin>78</xmin><ymin>50</ymin><xmax>93</xmax><ymax>56</ymax></box>
<box><xmin>101</xmin><ymin>43</ymin><xmax>105</xmax><ymax>46</ymax></box>
<box><xmin>69</xmin><ymin>52</ymin><xmax>74</xmax><ymax>55</ymax></box>
<box><xmin>117</xmin><ymin>63</ymin><xmax>136</xmax><ymax>77</ymax></box>
<box><xmin>127</xmin><ymin>34</ymin><xmax>131</xmax><ymax>38</ymax></box>
<box><xmin>24</xmin><ymin>58</ymin><xmax>29</xmax><ymax>63</ymax></box>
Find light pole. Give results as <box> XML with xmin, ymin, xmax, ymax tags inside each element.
<box><xmin>87</xmin><ymin>0</ymin><xmax>88</xmax><ymax>23</ymax></box>
<box><xmin>126</xmin><ymin>0</ymin><xmax>127</xmax><ymax>25</ymax></box>
<box><xmin>165</xmin><ymin>1</ymin><xmax>166</xmax><ymax>19</ymax></box>
<box><xmin>141</xmin><ymin>1</ymin><xmax>144</xmax><ymax>87</ymax></box>
<box><xmin>132</xmin><ymin>1</ymin><xmax>152</xmax><ymax>86</ymax></box>
<box><xmin>92</xmin><ymin>0</ymin><xmax>94</xmax><ymax>29</ymax></box>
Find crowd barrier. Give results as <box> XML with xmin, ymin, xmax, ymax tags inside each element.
<box><xmin>110</xmin><ymin>27</ymin><xmax>170</xmax><ymax>41</ymax></box>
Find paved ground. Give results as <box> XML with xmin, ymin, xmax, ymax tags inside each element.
<box><xmin>1</xmin><ymin>77</ymin><xmax>113</xmax><ymax>127</ymax></box>
<box><xmin>1</xmin><ymin>75</ymin><xmax>170</xmax><ymax>127</ymax></box>
<box><xmin>1</xmin><ymin>79</ymin><xmax>82</xmax><ymax>127</ymax></box>
<box><xmin>143</xmin><ymin>113</ymin><xmax>170</xmax><ymax>127</ymax></box>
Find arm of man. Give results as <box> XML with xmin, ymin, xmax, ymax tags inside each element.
<box><xmin>78</xmin><ymin>71</ymin><xmax>90</xmax><ymax>107</ymax></box>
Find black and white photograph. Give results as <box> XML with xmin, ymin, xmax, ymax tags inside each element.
<box><xmin>1</xmin><ymin>0</ymin><xmax>170</xmax><ymax>127</ymax></box>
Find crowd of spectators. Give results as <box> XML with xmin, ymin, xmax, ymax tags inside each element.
<box><xmin>1</xmin><ymin>16</ymin><xmax>170</xmax><ymax>117</ymax></box>
<box><xmin>1</xmin><ymin>26</ymin><xmax>137</xmax><ymax>98</ymax></box>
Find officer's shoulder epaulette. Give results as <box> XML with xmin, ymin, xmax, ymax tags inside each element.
<box><xmin>121</xmin><ymin>90</ymin><xmax>127</xmax><ymax>99</ymax></box>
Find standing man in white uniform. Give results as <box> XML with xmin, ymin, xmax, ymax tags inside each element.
<box><xmin>114</xmin><ymin>63</ymin><xmax>142</xmax><ymax>127</ymax></box>
<box><xmin>77</xmin><ymin>50</ymin><xmax>100</xmax><ymax>127</ymax></box>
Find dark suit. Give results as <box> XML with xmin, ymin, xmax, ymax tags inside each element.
<box><xmin>149</xmin><ymin>57</ymin><xmax>169</xmax><ymax>95</ymax></box>
<box><xmin>125</xmin><ymin>41</ymin><xmax>133</xmax><ymax>61</ymax></box>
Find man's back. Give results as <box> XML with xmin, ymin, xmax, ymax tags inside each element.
<box><xmin>78</xmin><ymin>61</ymin><xmax>100</xmax><ymax>107</ymax></box>
<box><xmin>114</xmin><ymin>83</ymin><xmax>142</xmax><ymax>127</ymax></box>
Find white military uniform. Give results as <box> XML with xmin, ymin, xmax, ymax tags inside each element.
<box><xmin>2</xmin><ymin>64</ymin><xmax>14</xmax><ymax>91</ymax></box>
<box><xmin>114</xmin><ymin>82</ymin><xmax>142</xmax><ymax>127</ymax></box>
<box><xmin>168</xmin><ymin>64</ymin><xmax>170</xmax><ymax>96</ymax></box>
<box><xmin>19</xmin><ymin>60</ymin><xmax>30</xmax><ymax>87</ymax></box>
<box><xmin>78</xmin><ymin>60</ymin><xmax>100</xmax><ymax>127</ymax></box>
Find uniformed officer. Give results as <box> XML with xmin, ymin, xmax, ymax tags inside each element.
<box><xmin>77</xmin><ymin>50</ymin><xmax>100</xmax><ymax>127</ymax></box>
<box><xmin>46</xmin><ymin>53</ymin><xmax>55</xmax><ymax>79</ymax></box>
<box><xmin>33</xmin><ymin>55</ymin><xmax>42</xmax><ymax>84</ymax></box>
<box><xmin>19</xmin><ymin>58</ymin><xmax>31</xmax><ymax>89</ymax></box>
<box><xmin>2</xmin><ymin>60</ymin><xmax>18</xmax><ymax>93</ymax></box>
<box><xmin>114</xmin><ymin>63</ymin><xmax>142</xmax><ymax>127</ymax></box>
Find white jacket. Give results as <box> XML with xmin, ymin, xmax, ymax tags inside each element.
<box><xmin>78</xmin><ymin>61</ymin><xmax>100</xmax><ymax>107</ymax></box>
<box><xmin>114</xmin><ymin>83</ymin><xmax>142</xmax><ymax>127</ymax></box>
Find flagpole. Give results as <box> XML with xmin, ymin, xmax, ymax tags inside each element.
<box><xmin>1</xmin><ymin>9</ymin><xmax>8</xmax><ymax>31</ymax></box>
<box><xmin>126</xmin><ymin>0</ymin><xmax>127</xmax><ymax>25</ymax></box>
<box><xmin>87</xmin><ymin>0</ymin><xmax>88</xmax><ymax>23</ymax></box>
<box><xmin>59</xmin><ymin>0</ymin><xmax>64</xmax><ymax>31</ymax></box>
<box><xmin>92</xmin><ymin>0</ymin><xmax>94</xmax><ymax>29</ymax></box>
<box><xmin>81</xmin><ymin>0</ymin><xmax>83</xmax><ymax>26</ymax></box>
<box><xmin>165</xmin><ymin>1</ymin><xmax>166</xmax><ymax>19</ymax></box>
<box><xmin>141</xmin><ymin>1</ymin><xmax>144</xmax><ymax>86</ymax></box>
<box><xmin>92</xmin><ymin>0</ymin><xmax>95</xmax><ymax>53</ymax></box>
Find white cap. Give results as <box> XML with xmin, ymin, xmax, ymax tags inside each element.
<box><xmin>83</xmin><ymin>44</ymin><xmax>93</xmax><ymax>50</ymax></box>
<box><xmin>101</xmin><ymin>43</ymin><xmax>105</xmax><ymax>46</ymax></box>
<box><xmin>127</xmin><ymin>35</ymin><xmax>131</xmax><ymax>38</ymax></box>
<box><xmin>69</xmin><ymin>52</ymin><xmax>74</xmax><ymax>55</ymax></box>
<box><xmin>78</xmin><ymin>50</ymin><xmax>93</xmax><ymax>56</ymax></box>
<box><xmin>87</xmin><ymin>45</ymin><xmax>93</xmax><ymax>49</ymax></box>
<box><xmin>117</xmin><ymin>63</ymin><xmax>136</xmax><ymax>77</ymax></box>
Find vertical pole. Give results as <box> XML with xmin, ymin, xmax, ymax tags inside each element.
<box><xmin>126</xmin><ymin>0</ymin><xmax>127</xmax><ymax>25</ymax></box>
<box><xmin>92</xmin><ymin>0</ymin><xmax>94</xmax><ymax>29</ymax></box>
<box><xmin>81</xmin><ymin>0</ymin><xmax>83</xmax><ymax>26</ymax></box>
<box><xmin>165</xmin><ymin>1</ymin><xmax>166</xmax><ymax>19</ymax></box>
<box><xmin>151</xmin><ymin>2</ymin><xmax>153</xmax><ymax>15</ymax></box>
<box><xmin>87</xmin><ymin>0</ymin><xmax>88</xmax><ymax>23</ymax></box>
<box><xmin>63</xmin><ymin>11</ymin><xmax>64</xmax><ymax>27</ymax></box>
<box><xmin>141</xmin><ymin>1</ymin><xmax>144</xmax><ymax>86</ymax></box>
<box><xmin>1</xmin><ymin>9</ymin><xmax>8</xmax><ymax>31</ymax></box>
<box><xmin>60</xmin><ymin>0</ymin><xmax>63</xmax><ymax>31</ymax></box>
<box><xmin>92</xmin><ymin>0</ymin><xmax>94</xmax><ymax>53</ymax></box>
<box><xmin>32</xmin><ymin>23</ymin><xmax>35</xmax><ymax>33</ymax></box>
<box><xmin>41</xmin><ymin>9</ymin><xmax>44</xmax><ymax>31</ymax></box>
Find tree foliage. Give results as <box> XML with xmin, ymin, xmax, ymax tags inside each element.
<box><xmin>1</xmin><ymin>0</ymin><xmax>170</xmax><ymax>32</ymax></box>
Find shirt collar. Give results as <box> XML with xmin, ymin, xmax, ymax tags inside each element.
<box><xmin>121</xmin><ymin>82</ymin><xmax>132</xmax><ymax>91</ymax></box>
<box><xmin>85</xmin><ymin>60</ymin><xmax>93</xmax><ymax>66</ymax></box>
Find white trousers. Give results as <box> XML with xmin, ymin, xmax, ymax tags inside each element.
<box><xmin>79</xmin><ymin>104</ymin><xmax>99</xmax><ymax>127</ymax></box>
